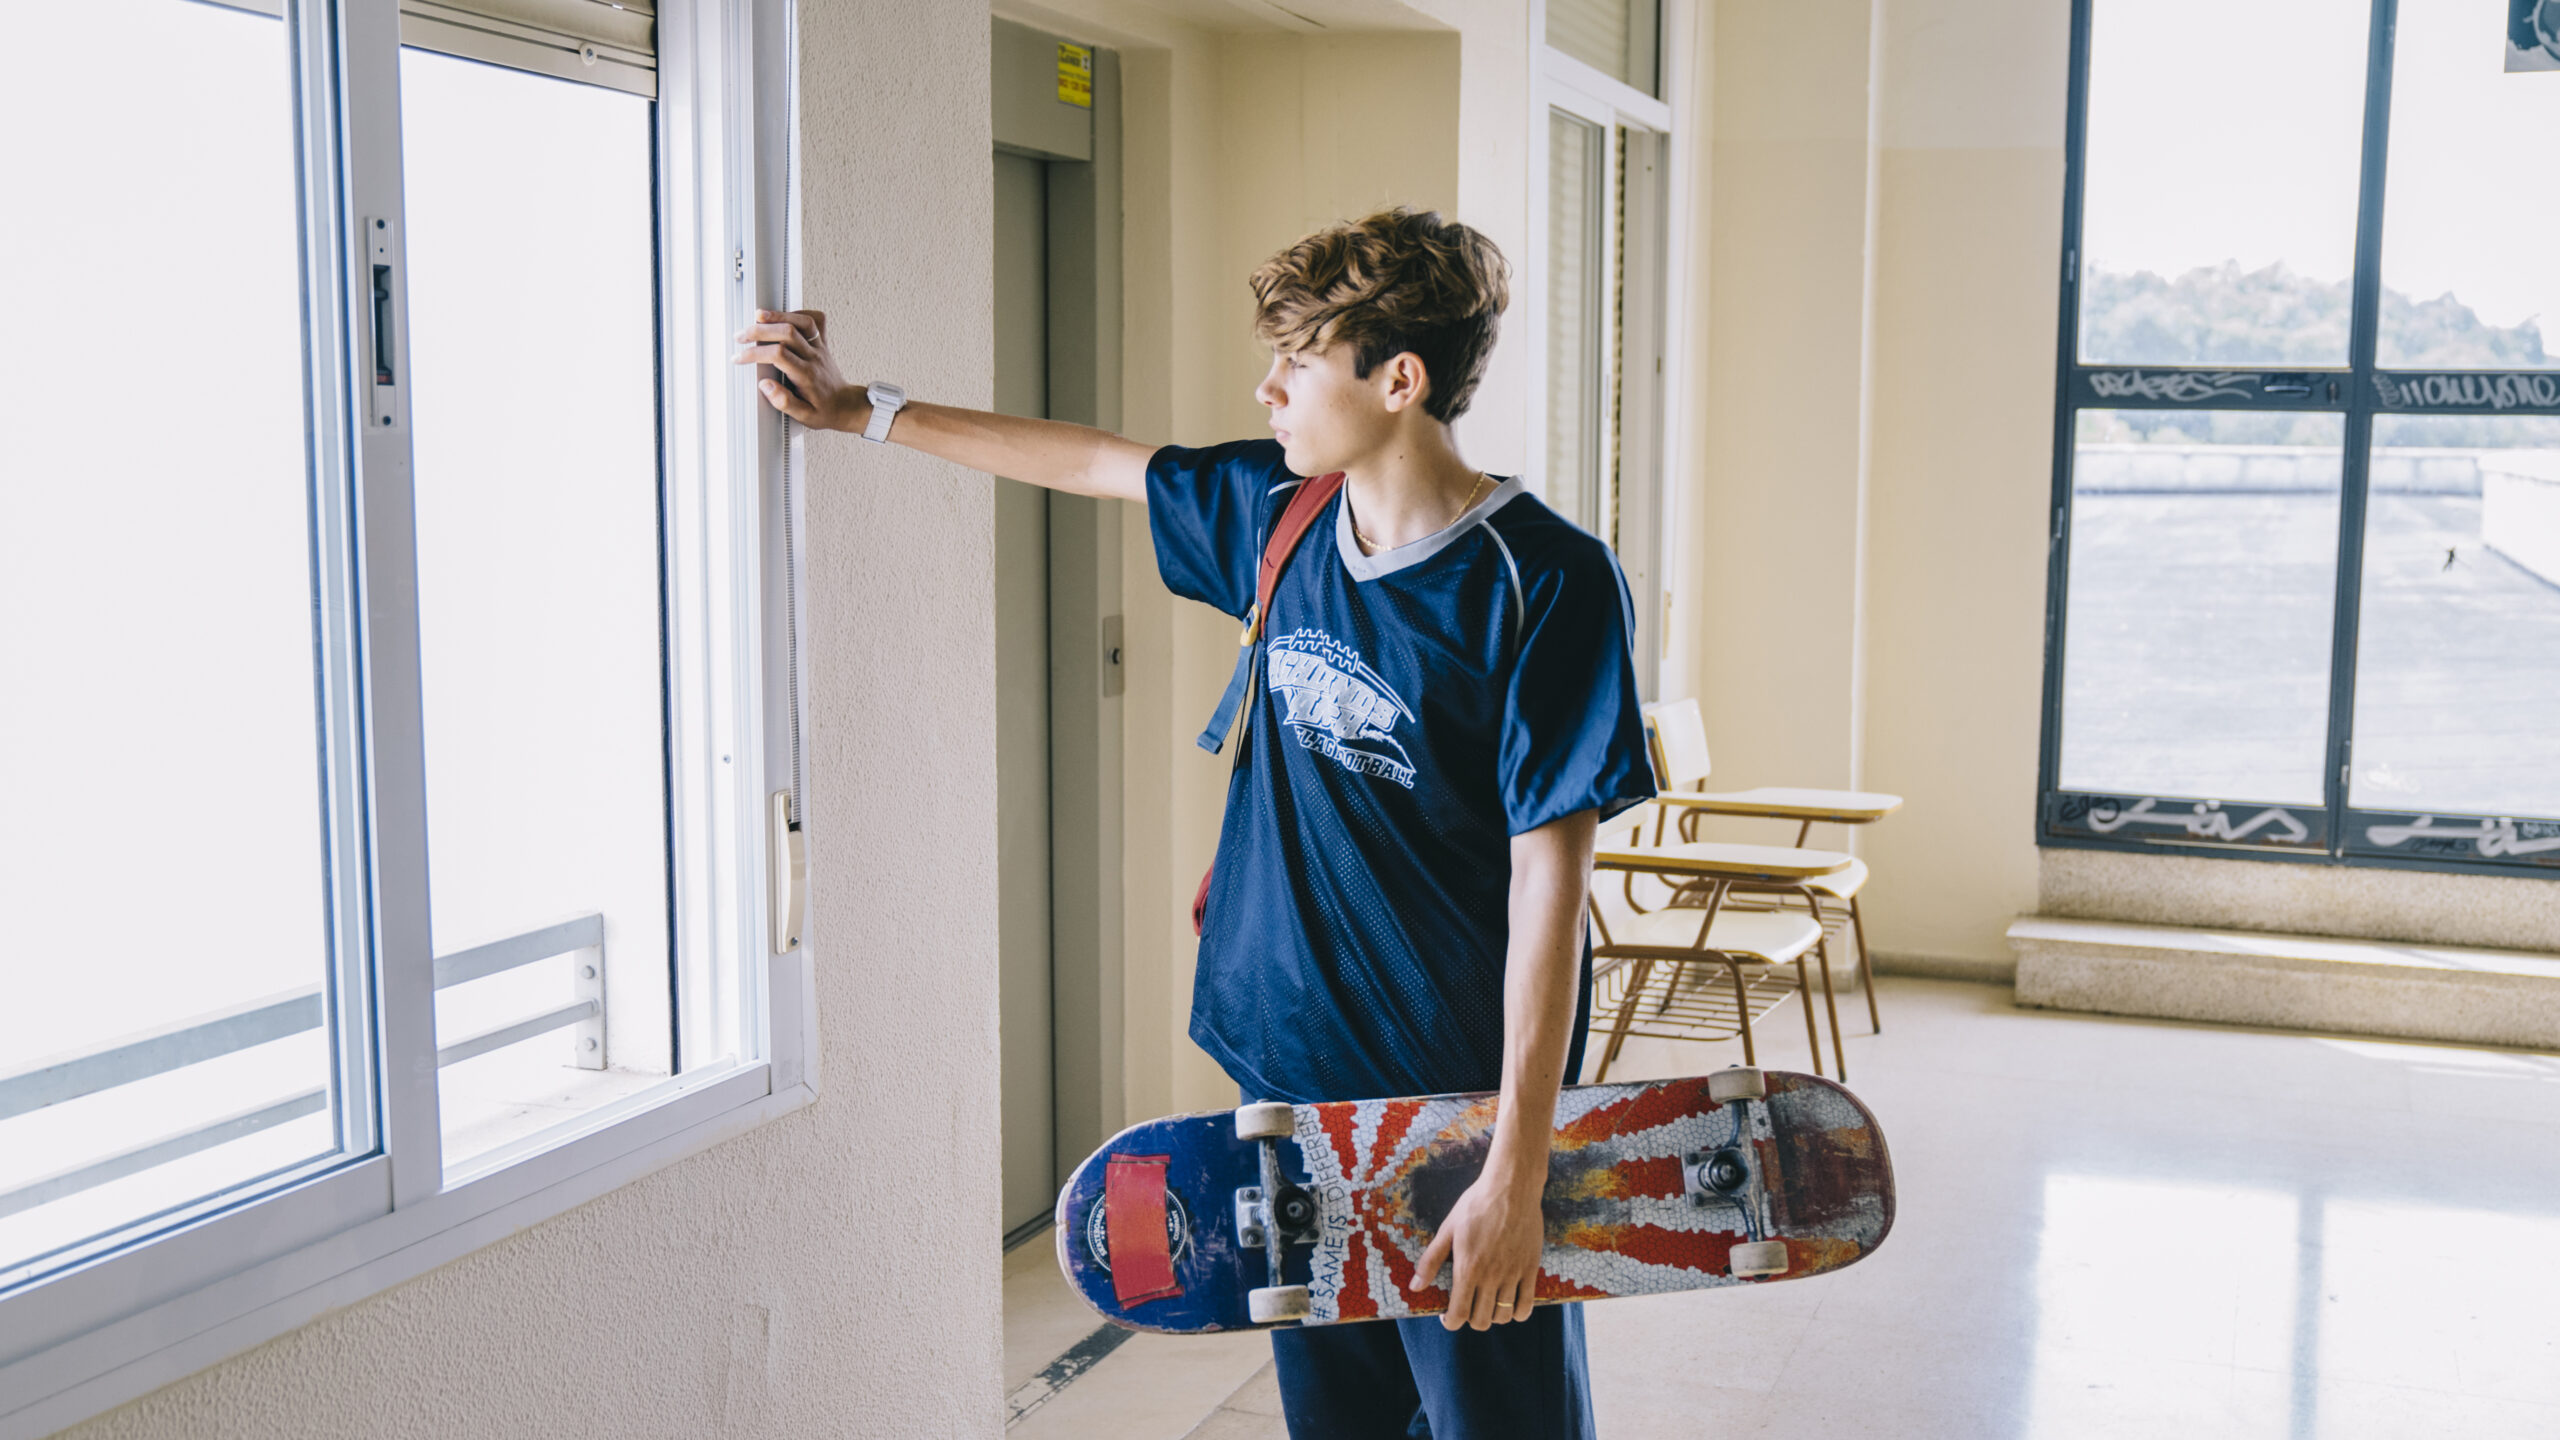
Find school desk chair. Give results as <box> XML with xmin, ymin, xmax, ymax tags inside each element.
<box><xmin>1586</xmin><ymin>802</ymin><xmax>1854</xmax><ymax>1083</ymax></box>
<box><xmin>1638</xmin><ymin>698</ymin><xmax>1903</xmax><ymax>1067</ymax></box>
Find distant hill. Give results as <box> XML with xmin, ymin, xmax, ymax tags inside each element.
<box><xmin>2077</xmin><ymin>262</ymin><xmax>2557</xmax><ymax>448</ymax></box>
<box><xmin>2081</xmin><ymin>261</ymin><xmax>2549</xmax><ymax>370</ymax></box>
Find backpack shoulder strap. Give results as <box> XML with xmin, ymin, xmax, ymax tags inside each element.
<box><xmin>1194</xmin><ymin>472</ymin><xmax>1345</xmax><ymax>754</ymax></box>
<box><xmin>1253</xmin><ymin>473</ymin><xmax>1345</xmax><ymax>638</ymax></box>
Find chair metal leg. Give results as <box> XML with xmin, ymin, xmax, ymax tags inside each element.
<box><xmin>1851</xmin><ymin>894</ymin><xmax>1882</xmax><ymax>1033</ymax></box>
<box><xmin>1595</xmin><ymin>956</ymin><xmax>1655</xmax><ymax>1083</ymax></box>
<box><xmin>1803</xmin><ymin>890</ymin><xmax>1848</xmax><ymax>1083</ymax></box>
<box><xmin>1725</xmin><ymin>958</ymin><xmax>1757</xmax><ymax>1067</ymax></box>
<box><xmin>1791</xmin><ymin>954</ymin><xmax>1824</xmax><ymax>1077</ymax></box>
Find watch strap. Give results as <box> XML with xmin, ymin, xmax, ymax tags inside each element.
<box><xmin>862</xmin><ymin>382</ymin><xmax>904</xmax><ymax>444</ymax></box>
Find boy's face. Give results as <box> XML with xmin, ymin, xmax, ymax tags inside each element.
<box><xmin>1255</xmin><ymin>342</ymin><xmax>1410</xmax><ymax>476</ymax></box>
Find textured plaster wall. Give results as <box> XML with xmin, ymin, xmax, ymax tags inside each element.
<box><xmin>59</xmin><ymin>2</ymin><xmax>1007</xmax><ymax>1436</ymax></box>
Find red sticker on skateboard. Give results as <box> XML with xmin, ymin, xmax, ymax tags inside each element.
<box><xmin>1103</xmin><ymin>1154</ymin><xmax>1183</xmax><ymax>1305</ymax></box>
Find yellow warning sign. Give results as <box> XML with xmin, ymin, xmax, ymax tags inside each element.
<box><xmin>1057</xmin><ymin>42</ymin><xmax>1093</xmax><ymax>108</ymax></box>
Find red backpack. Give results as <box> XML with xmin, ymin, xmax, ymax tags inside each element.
<box><xmin>1191</xmin><ymin>472</ymin><xmax>1345</xmax><ymax>936</ymax></box>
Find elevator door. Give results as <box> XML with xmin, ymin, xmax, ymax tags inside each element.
<box><xmin>992</xmin><ymin>150</ymin><xmax>1054</xmax><ymax>1238</ymax></box>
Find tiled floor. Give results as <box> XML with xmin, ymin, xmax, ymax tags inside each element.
<box><xmin>1005</xmin><ymin>977</ymin><xmax>2560</xmax><ymax>1438</ymax></box>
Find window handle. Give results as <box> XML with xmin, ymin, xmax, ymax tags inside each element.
<box><xmin>770</xmin><ymin>790</ymin><xmax>805</xmax><ymax>954</ymax></box>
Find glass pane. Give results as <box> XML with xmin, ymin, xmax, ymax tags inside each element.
<box><xmin>2375</xmin><ymin>0</ymin><xmax>2560</xmax><ymax>370</ymax></box>
<box><xmin>2348</xmin><ymin>415</ymin><xmax>2560</xmax><ymax>816</ymax></box>
<box><xmin>1547</xmin><ymin>110</ymin><xmax>1604</xmax><ymax>533</ymax></box>
<box><xmin>1548</xmin><ymin>0</ymin><xmax>1660</xmax><ymax>96</ymax></box>
<box><xmin>0</xmin><ymin>2</ymin><xmax>348</xmax><ymax>1283</ymax></box>
<box><xmin>2060</xmin><ymin>411</ymin><xmax>2346</xmax><ymax>803</ymax></box>
<box><xmin>2077</xmin><ymin>0</ymin><xmax>2371</xmax><ymax>367</ymax></box>
<box><xmin>400</xmin><ymin>51</ymin><xmax>671</xmax><ymax>1174</ymax></box>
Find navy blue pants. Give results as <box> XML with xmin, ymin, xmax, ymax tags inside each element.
<box><xmin>1270</xmin><ymin>1305</ymin><xmax>1596</xmax><ymax>1440</ymax></box>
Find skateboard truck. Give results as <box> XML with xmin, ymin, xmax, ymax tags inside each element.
<box><xmin>1695</xmin><ymin>1068</ymin><xmax>1791</xmax><ymax>1278</ymax></box>
<box><xmin>1234</xmin><ymin>1102</ymin><xmax>1316</xmax><ymax>1323</ymax></box>
<box><xmin>1685</xmin><ymin>1147</ymin><xmax>1752</xmax><ymax>1203</ymax></box>
<box><xmin>1232</xmin><ymin>1182</ymin><xmax>1317</xmax><ymax>1253</ymax></box>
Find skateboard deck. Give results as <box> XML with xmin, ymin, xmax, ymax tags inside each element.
<box><xmin>1055</xmin><ymin>1067</ymin><xmax>1894</xmax><ymax>1333</ymax></box>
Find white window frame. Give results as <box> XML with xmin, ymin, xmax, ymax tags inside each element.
<box><xmin>1528</xmin><ymin>0</ymin><xmax>1685</xmax><ymax>698</ymax></box>
<box><xmin>0</xmin><ymin>2</ymin><xmax>812</xmax><ymax>1434</ymax></box>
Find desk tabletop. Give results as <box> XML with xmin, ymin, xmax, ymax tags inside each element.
<box><xmin>1655</xmin><ymin>787</ymin><xmax>1904</xmax><ymax>823</ymax></box>
<box><xmin>1592</xmin><ymin>839</ymin><xmax>1856</xmax><ymax>881</ymax></box>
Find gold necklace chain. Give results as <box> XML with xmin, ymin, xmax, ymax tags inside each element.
<box><xmin>1352</xmin><ymin>472</ymin><xmax>1493</xmax><ymax>553</ymax></box>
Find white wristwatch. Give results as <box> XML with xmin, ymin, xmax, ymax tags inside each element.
<box><xmin>862</xmin><ymin>381</ymin><xmax>907</xmax><ymax>443</ymax></box>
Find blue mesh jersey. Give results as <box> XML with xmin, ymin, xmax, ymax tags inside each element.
<box><xmin>1149</xmin><ymin>439</ymin><xmax>1656</xmax><ymax>1106</ymax></box>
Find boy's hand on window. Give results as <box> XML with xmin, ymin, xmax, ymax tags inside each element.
<box><xmin>1410</xmin><ymin>1163</ymin><xmax>1547</xmax><ymax>1331</ymax></box>
<box><xmin>733</xmin><ymin>309</ymin><xmax>867</xmax><ymax>431</ymax></box>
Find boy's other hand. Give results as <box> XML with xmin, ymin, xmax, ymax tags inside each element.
<box><xmin>1409</xmin><ymin>1166</ymin><xmax>1547</xmax><ymax>1331</ymax></box>
<box><xmin>733</xmin><ymin>309</ymin><xmax>866</xmax><ymax>431</ymax></box>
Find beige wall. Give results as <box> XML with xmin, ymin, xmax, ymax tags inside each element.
<box><xmin>1859</xmin><ymin>0</ymin><xmax>2069</xmax><ymax>970</ymax></box>
<box><xmin>1675</xmin><ymin>0</ymin><xmax>2069</xmax><ymax>974</ymax></box>
<box><xmin>1689</xmin><ymin>0</ymin><xmax>1883</xmax><ymax>809</ymax></box>
<box><xmin>62</xmin><ymin>2</ymin><xmax>1009</xmax><ymax>1437</ymax></box>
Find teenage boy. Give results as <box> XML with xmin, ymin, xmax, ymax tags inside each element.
<box><xmin>738</xmin><ymin>207</ymin><xmax>1651</xmax><ymax>1439</ymax></box>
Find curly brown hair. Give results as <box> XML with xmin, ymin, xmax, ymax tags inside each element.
<box><xmin>1248</xmin><ymin>208</ymin><xmax>1511</xmax><ymax>425</ymax></box>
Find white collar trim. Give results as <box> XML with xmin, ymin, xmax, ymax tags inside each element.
<box><xmin>1335</xmin><ymin>475</ymin><xmax>1526</xmax><ymax>581</ymax></box>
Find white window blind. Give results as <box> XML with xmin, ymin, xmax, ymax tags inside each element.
<box><xmin>1546</xmin><ymin>109</ymin><xmax>1606</xmax><ymax>534</ymax></box>
<box><xmin>1547</xmin><ymin>0</ymin><xmax>1659</xmax><ymax>96</ymax></box>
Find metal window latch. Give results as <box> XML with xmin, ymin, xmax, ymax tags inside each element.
<box><xmin>770</xmin><ymin>790</ymin><xmax>805</xmax><ymax>954</ymax></box>
<box><xmin>365</xmin><ymin>216</ymin><xmax>400</xmax><ymax>430</ymax></box>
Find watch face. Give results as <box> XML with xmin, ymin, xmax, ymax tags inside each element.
<box><xmin>869</xmin><ymin>383</ymin><xmax>905</xmax><ymax>409</ymax></box>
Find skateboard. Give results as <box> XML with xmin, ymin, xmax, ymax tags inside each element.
<box><xmin>1055</xmin><ymin>1067</ymin><xmax>1894</xmax><ymax>1333</ymax></box>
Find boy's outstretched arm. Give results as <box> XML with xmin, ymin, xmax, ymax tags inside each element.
<box><xmin>735</xmin><ymin>309</ymin><xmax>1155</xmax><ymax>503</ymax></box>
<box><xmin>1411</xmin><ymin>808</ymin><xmax>1597</xmax><ymax>1331</ymax></box>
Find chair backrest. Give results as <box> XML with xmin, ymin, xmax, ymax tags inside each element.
<box><xmin>1642</xmin><ymin>698</ymin><xmax>1713</xmax><ymax>790</ymax></box>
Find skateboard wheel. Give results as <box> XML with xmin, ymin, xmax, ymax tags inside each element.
<box><xmin>1248</xmin><ymin>1285</ymin><xmax>1312</xmax><ymax>1324</ymax></box>
<box><xmin>1730</xmin><ymin>1240</ymin><xmax>1789</xmax><ymax>1277</ymax></box>
<box><xmin>1236</xmin><ymin>1102</ymin><xmax>1297</xmax><ymax>1142</ymax></box>
<box><xmin>1708</xmin><ymin>1067</ymin><xmax>1766</xmax><ymax>1103</ymax></box>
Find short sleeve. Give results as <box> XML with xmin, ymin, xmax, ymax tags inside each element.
<box><xmin>1497</xmin><ymin>537</ymin><xmax>1657</xmax><ymax>835</ymax></box>
<box><xmin>1145</xmin><ymin>439</ymin><xmax>1300</xmax><ymax>620</ymax></box>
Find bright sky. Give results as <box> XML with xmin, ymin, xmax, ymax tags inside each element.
<box><xmin>2083</xmin><ymin>0</ymin><xmax>2558</xmax><ymax>332</ymax></box>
